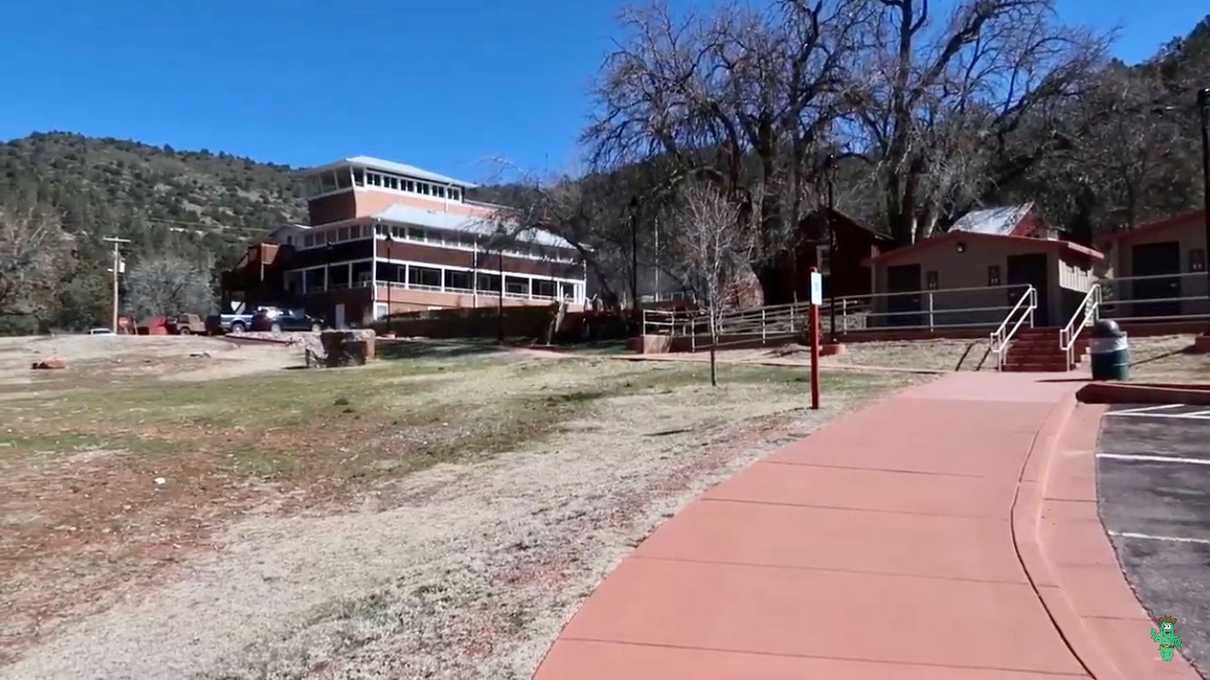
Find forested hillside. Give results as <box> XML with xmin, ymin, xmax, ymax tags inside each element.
<box><xmin>0</xmin><ymin>133</ymin><xmax>306</xmax><ymax>330</ymax></box>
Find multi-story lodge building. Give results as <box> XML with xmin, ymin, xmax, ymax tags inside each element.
<box><xmin>222</xmin><ymin>156</ymin><xmax>587</xmax><ymax>327</ymax></box>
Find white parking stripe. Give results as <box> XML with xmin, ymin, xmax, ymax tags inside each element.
<box><xmin>1114</xmin><ymin>404</ymin><xmax>1184</xmax><ymax>415</ymax></box>
<box><xmin>1098</xmin><ymin>453</ymin><xmax>1210</xmax><ymax>465</ymax></box>
<box><xmin>1186</xmin><ymin>409</ymin><xmax>1210</xmax><ymax>417</ymax></box>
<box><xmin>1108</xmin><ymin>531</ymin><xmax>1210</xmax><ymax>545</ymax></box>
<box><xmin>1105</xmin><ymin>411</ymin><xmax>1210</xmax><ymax>420</ymax></box>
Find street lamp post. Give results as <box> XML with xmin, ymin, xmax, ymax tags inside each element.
<box><xmin>1199</xmin><ymin>88</ymin><xmax>1209</xmax><ymax>319</ymax></box>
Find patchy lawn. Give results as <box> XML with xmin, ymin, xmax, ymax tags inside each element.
<box><xmin>1125</xmin><ymin>334</ymin><xmax>1210</xmax><ymax>383</ymax></box>
<box><xmin>0</xmin><ymin>338</ymin><xmax>924</xmax><ymax>679</ymax></box>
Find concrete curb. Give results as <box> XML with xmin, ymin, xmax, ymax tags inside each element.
<box><xmin>1015</xmin><ymin>394</ymin><xmax>1201</xmax><ymax>678</ymax></box>
<box><xmin>1077</xmin><ymin>382</ymin><xmax>1210</xmax><ymax>406</ymax></box>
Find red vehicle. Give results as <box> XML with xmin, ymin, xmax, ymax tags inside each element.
<box><xmin>137</xmin><ymin>316</ymin><xmax>170</xmax><ymax>335</ymax></box>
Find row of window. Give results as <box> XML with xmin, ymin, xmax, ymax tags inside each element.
<box><xmin>303</xmin><ymin>167</ymin><xmax>463</xmax><ymax>202</ymax></box>
<box><xmin>285</xmin><ymin>261</ymin><xmax>579</xmax><ymax>299</ymax></box>
<box><xmin>294</xmin><ymin>222</ymin><xmax>578</xmax><ymax>264</ymax></box>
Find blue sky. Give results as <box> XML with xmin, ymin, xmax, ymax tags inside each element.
<box><xmin>1</xmin><ymin>1</ymin><xmax>1205</xmax><ymax>182</ymax></box>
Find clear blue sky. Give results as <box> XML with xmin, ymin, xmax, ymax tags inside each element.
<box><xmin>1</xmin><ymin>1</ymin><xmax>1205</xmax><ymax>182</ymax></box>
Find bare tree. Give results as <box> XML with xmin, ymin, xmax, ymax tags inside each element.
<box><xmin>846</xmin><ymin>0</ymin><xmax>1109</xmax><ymax>244</ymax></box>
<box><xmin>125</xmin><ymin>254</ymin><xmax>215</xmax><ymax>318</ymax></box>
<box><xmin>668</xmin><ymin>182</ymin><xmax>756</xmax><ymax>386</ymax></box>
<box><xmin>0</xmin><ymin>203</ymin><xmax>68</xmax><ymax>318</ymax></box>
<box><xmin>584</xmin><ymin>0</ymin><xmax>874</xmax><ymax>302</ymax></box>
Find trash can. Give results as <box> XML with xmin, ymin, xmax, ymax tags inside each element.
<box><xmin>1089</xmin><ymin>319</ymin><xmax>1129</xmax><ymax>381</ymax></box>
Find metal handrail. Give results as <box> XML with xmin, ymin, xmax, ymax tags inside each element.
<box><xmin>835</xmin><ymin>282</ymin><xmax>1032</xmax><ymax>302</ymax></box>
<box><xmin>989</xmin><ymin>285</ymin><xmax>1037</xmax><ymax>371</ymax></box>
<box><xmin>1059</xmin><ymin>284</ymin><xmax>1101</xmax><ymax>369</ymax></box>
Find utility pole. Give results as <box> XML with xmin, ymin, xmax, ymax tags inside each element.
<box><xmin>826</xmin><ymin>154</ymin><xmax>838</xmax><ymax>343</ymax></box>
<box><xmin>629</xmin><ymin>196</ymin><xmax>640</xmax><ymax>324</ymax></box>
<box><xmin>102</xmin><ymin>237</ymin><xmax>131</xmax><ymax>333</ymax></box>
<box><xmin>1199</xmin><ymin>88</ymin><xmax>1209</xmax><ymax>319</ymax></box>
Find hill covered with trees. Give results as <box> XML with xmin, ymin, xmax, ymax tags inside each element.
<box><xmin>0</xmin><ymin>132</ymin><xmax>307</xmax><ymax>330</ymax></box>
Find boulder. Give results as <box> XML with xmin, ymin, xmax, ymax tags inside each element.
<box><xmin>32</xmin><ymin>356</ymin><xmax>67</xmax><ymax>370</ymax></box>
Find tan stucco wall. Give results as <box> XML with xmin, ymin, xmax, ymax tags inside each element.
<box><xmin>1099</xmin><ymin>220</ymin><xmax>1208</xmax><ymax>316</ymax></box>
<box><xmin>872</xmin><ymin>239</ymin><xmax>1095</xmax><ymax>326</ymax></box>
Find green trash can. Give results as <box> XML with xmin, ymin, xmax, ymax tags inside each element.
<box><xmin>1089</xmin><ymin>319</ymin><xmax>1129</xmax><ymax>381</ymax></box>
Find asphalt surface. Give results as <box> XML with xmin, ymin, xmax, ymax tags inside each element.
<box><xmin>1098</xmin><ymin>404</ymin><xmax>1210</xmax><ymax>678</ymax></box>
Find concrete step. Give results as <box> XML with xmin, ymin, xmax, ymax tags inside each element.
<box><xmin>1003</xmin><ymin>360</ymin><xmax>1072</xmax><ymax>372</ymax></box>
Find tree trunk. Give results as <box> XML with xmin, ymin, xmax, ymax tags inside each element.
<box><xmin>709</xmin><ymin>312</ymin><xmax>718</xmax><ymax>387</ymax></box>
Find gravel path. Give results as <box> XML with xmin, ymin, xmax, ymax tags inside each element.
<box><xmin>2</xmin><ymin>368</ymin><xmax>920</xmax><ymax>679</ymax></box>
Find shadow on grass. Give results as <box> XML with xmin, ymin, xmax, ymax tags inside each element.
<box><xmin>376</xmin><ymin>339</ymin><xmax>504</xmax><ymax>362</ymax></box>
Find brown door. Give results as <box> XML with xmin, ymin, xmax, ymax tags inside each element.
<box><xmin>1007</xmin><ymin>254</ymin><xmax>1049</xmax><ymax>326</ymax></box>
<box><xmin>886</xmin><ymin>264</ymin><xmax>922</xmax><ymax>327</ymax></box>
<box><xmin>1131</xmin><ymin>242</ymin><xmax>1181</xmax><ymax>318</ymax></box>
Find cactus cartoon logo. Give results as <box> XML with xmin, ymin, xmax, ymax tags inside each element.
<box><xmin>1150</xmin><ymin>616</ymin><xmax>1183</xmax><ymax>662</ymax></box>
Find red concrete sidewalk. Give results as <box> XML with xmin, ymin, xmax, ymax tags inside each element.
<box><xmin>532</xmin><ymin>373</ymin><xmax>1191</xmax><ymax>679</ymax></box>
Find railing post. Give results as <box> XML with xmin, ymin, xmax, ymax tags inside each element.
<box><xmin>790</xmin><ymin>305</ymin><xmax>795</xmax><ymax>333</ymax></box>
<box><xmin>841</xmin><ymin>298</ymin><xmax>847</xmax><ymax>333</ymax></box>
<box><xmin>761</xmin><ymin>309</ymin><xmax>766</xmax><ymax>343</ymax></box>
<box><xmin>1029</xmin><ymin>288</ymin><xmax>1036</xmax><ymax>328</ymax></box>
<box><xmin>928</xmin><ymin>292</ymin><xmax>934</xmax><ymax>331</ymax></box>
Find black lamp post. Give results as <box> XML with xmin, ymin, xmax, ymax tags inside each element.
<box><xmin>826</xmin><ymin>154</ymin><xmax>838</xmax><ymax>343</ymax></box>
<box><xmin>1199</xmin><ymin>88</ymin><xmax>1210</xmax><ymax>318</ymax></box>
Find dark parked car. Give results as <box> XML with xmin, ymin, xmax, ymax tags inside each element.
<box><xmin>205</xmin><ymin>313</ymin><xmax>255</xmax><ymax>335</ymax></box>
<box><xmin>167</xmin><ymin>314</ymin><xmax>206</xmax><ymax>335</ymax></box>
<box><xmin>251</xmin><ymin>308</ymin><xmax>325</xmax><ymax>333</ymax></box>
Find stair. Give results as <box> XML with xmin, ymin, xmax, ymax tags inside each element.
<box><xmin>1001</xmin><ymin>328</ymin><xmax>1088</xmax><ymax>372</ymax></box>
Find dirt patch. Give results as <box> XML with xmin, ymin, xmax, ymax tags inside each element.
<box><xmin>1126</xmin><ymin>334</ymin><xmax>1210</xmax><ymax>383</ymax></box>
<box><xmin>0</xmin><ymin>346</ymin><xmax>922</xmax><ymax>679</ymax></box>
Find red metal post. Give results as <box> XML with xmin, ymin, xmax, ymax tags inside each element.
<box><xmin>810</xmin><ymin>266</ymin><xmax>821</xmax><ymax>410</ymax></box>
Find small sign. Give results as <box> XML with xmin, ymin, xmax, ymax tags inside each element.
<box><xmin>809</xmin><ymin>271</ymin><xmax>823</xmax><ymax>306</ymax></box>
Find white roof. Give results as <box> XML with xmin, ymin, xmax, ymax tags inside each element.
<box><xmin>949</xmin><ymin>203</ymin><xmax>1034</xmax><ymax>236</ymax></box>
<box><xmin>306</xmin><ymin>156</ymin><xmax>478</xmax><ymax>188</ymax></box>
<box><xmin>371</xmin><ymin>203</ymin><xmax>575</xmax><ymax>250</ymax></box>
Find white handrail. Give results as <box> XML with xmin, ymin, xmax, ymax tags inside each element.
<box><xmin>1059</xmin><ymin>284</ymin><xmax>1101</xmax><ymax>369</ymax></box>
<box><xmin>989</xmin><ymin>285</ymin><xmax>1037</xmax><ymax>370</ymax></box>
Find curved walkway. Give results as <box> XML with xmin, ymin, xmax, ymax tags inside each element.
<box><xmin>533</xmin><ymin>372</ymin><xmax>1200</xmax><ymax>679</ymax></box>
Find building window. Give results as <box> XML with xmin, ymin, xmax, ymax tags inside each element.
<box><xmin>338</xmin><ymin>226</ymin><xmax>350</xmax><ymax>241</ymax></box>
<box><xmin>504</xmin><ymin>276</ymin><xmax>528</xmax><ymax>295</ymax></box>
<box><xmin>336</xmin><ymin>170</ymin><xmax>352</xmax><ymax>189</ymax></box>
<box><xmin>435</xmin><ymin>186</ymin><xmax>446</xmax><ymax>199</ymax></box>
<box><xmin>533</xmin><ymin>279</ymin><xmax>557</xmax><ymax>298</ymax></box>
<box><xmin>445</xmin><ymin>270</ymin><xmax>472</xmax><ymax>292</ymax></box>
<box><xmin>404</xmin><ymin>180</ymin><xmax>415</xmax><ymax>192</ymax></box>
<box><xmin>408</xmin><ymin>227</ymin><xmax>426</xmax><ymax>242</ymax></box>
<box><xmin>987</xmin><ymin>265</ymin><xmax>1001</xmax><ymax>286</ymax></box>
<box><xmin>387</xmin><ymin>176</ymin><xmax>398</xmax><ymax>190</ymax></box>
<box><xmin>926</xmin><ymin>271</ymin><xmax>939</xmax><ymax>290</ymax></box>
<box><xmin>1191</xmin><ymin>249</ymin><xmax>1206</xmax><ymax>273</ymax></box>
<box><xmin>408</xmin><ymin>266</ymin><xmax>442</xmax><ymax>288</ymax></box>
<box><xmin>353</xmin><ymin>168</ymin><xmax>364</xmax><ymax>186</ymax></box>
<box><xmin>304</xmin><ymin>234</ymin><xmax>315</xmax><ymax>248</ymax></box>
<box><xmin>450</xmin><ymin>188</ymin><xmax>461</xmax><ymax>201</ymax></box>
<box><xmin>477</xmin><ymin>272</ymin><xmax>501</xmax><ymax>292</ymax></box>
<box><xmin>390</xmin><ymin>225</ymin><xmax>403</xmax><ymax>239</ymax></box>
<box><xmin>419</xmin><ymin>183</ymin><xmax>431</xmax><ymax>195</ymax></box>
<box><xmin>368</xmin><ymin>172</ymin><xmax>381</xmax><ymax>187</ymax></box>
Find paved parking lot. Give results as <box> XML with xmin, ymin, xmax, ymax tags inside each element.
<box><xmin>1098</xmin><ymin>404</ymin><xmax>1210</xmax><ymax>677</ymax></box>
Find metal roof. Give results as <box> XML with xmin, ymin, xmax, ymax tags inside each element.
<box><xmin>948</xmin><ymin>203</ymin><xmax>1035</xmax><ymax>236</ymax></box>
<box><xmin>304</xmin><ymin>156</ymin><xmax>478</xmax><ymax>188</ymax></box>
<box><xmin>371</xmin><ymin>203</ymin><xmax>575</xmax><ymax>250</ymax></box>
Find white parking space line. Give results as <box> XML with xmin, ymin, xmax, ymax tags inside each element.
<box><xmin>1108</xmin><ymin>530</ymin><xmax>1210</xmax><ymax>546</ymax></box>
<box><xmin>1186</xmin><ymin>409</ymin><xmax>1210</xmax><ymax>417</ymax></box>
<box><xmin>1105</xmin><ymin>411</ymin><xmax>1210</xmax><ymax>420</ymax></box>
<box><xmin>1098</xmin><ymin>453</ymin><xmax>1210</xmax><ymax>466</ymax></box>
<box><xmin>1114</xmin><ymin>404</ymin><xmax>1184</xmax><ymax>415</ymax></box>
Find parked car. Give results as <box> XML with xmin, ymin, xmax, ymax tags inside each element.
<box><xmin>167</xmin><ymin>314</ymin><xmax>206</xmax><ymax>335</ymax></box>
<box><xmin>205</xmin><ymin>312</ymin><xmax>255</xmax><ymax>335</ymax></box>
<box><xmin>251</xmin><ymin>307</ymin><xmax>325</xmax><ymax>333</ymax></box>
<box><xmin>137</xmin><ymin>316</ymin><xmax>170</xmax><ymax>335</ymax></box>
<box><xmin>88</xmin><ymin>327</ymin><xmax>115</xmax><ymax>335</ymax></box>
